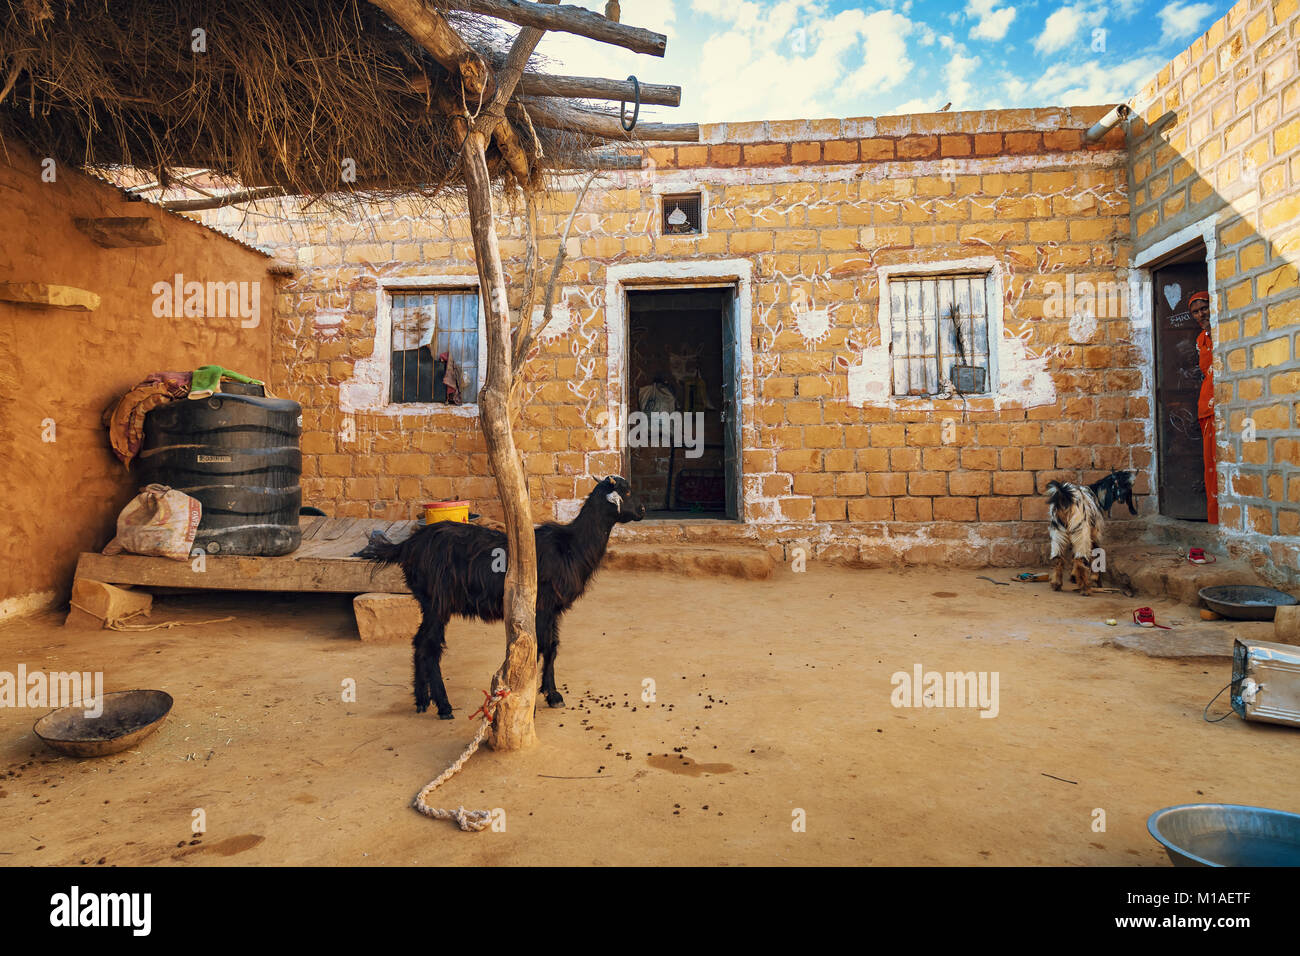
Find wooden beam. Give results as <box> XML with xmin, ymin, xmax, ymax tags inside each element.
<box><xmin>521</xmin><ymin>98</ymin><xmax>698</xmax><ymax>142</ymax></box>
<box><xmin>72</xmin><ymin>552</ymin><xmax>409</xmax><ymax>594</ymax></box>
<box><xmin>540</xmin><ymin>152</ymin><xmax>642</xmax><ymax>170</ymax></box>
<box><xmin>162</xmin><ymin>186</ymin><xmax>286</xmax><ymax>211</ymax></box>
<box><xmin>72</xmin><ymin>217</ymin><xmax>165</xmax><ymax>248</ymax></box>
<box><xmin>369</xmin><ymin>0</ymin><xmax>491</xmax><ymax>95</ymax></box>
<box><xmin>519</xmin><ymin>73</ymin><xmax>680</xmax><ymax>106</ymax></box>
<box><xmin>369</xmin><ymin>0</ymin><xmax>532</xmax><ymax>179</ymax></box>
<box><xmin>0</xmin><ymin>282</ymin><xmax>100</xmax><ymax>311</ymax></box>
<box><xmin>470</xmin><ymin>0</ymin><xmax>555</xmax><ymax>181</ymax></box>
<box><xmin>446</xmin><ymin>0</ymin><xmax>667</xmax><ymax>56</ymax></box>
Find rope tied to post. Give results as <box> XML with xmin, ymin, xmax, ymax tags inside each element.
<box><xmin>412</xmin><ymin>687</ymin><xmax>510</xmax><ymax>832</ymax></box>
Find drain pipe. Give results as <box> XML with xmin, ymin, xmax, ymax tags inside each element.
<box><xmin>1086</xmin><ymin>103</ymin><xmax>1131</xmax><ymax>142</ymax></box>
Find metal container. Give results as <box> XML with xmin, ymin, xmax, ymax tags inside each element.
<box><xmin>949</xmin><ymin>363</ymin><xmax>986</xmax><ymax>394</ymax></box>
<box><xmin>34</xmin><ymin>689</ymin><xmax>173</xmax><ymax>758</ymax></box>
<box><xmin>1148</xmin><ymin>803</ymin><xmax>1300</xmax><ymax>866</ymax></box>
<box><xmin>1200</xmin><ymin>584</ymin><xmax>1298</xmax><ymax>621</ymax></box>
<box><xmin>1231</xmin><ymin>638</ymin><xmax>1300</xmax><ymax>727</ymax></box>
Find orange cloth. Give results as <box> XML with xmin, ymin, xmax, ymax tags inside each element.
<box><xmin>1196</xmin><ymin>328</ymin><xmax>1217</xmax><ymax>523</ymax></box>
<box><xmin>1196</xmin><ymin>329</ymin><xmax>1214</xmax><ymax>418</ymax></box>
<box><xmin>1200</xmin><ymin>414</ymin><xmax>1219</xmax><ymax>524</ymax></box>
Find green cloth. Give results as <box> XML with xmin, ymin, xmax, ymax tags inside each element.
<box><xmin>188</xmin><ymin>365</ymin><xmax>264</xmax><ymax>399</ymax></box>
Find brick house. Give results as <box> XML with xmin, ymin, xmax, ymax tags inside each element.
<box><xmin>196</xmin><ymin>0</ymin><xmax>1297</xmax><ymax>584</ymax></box>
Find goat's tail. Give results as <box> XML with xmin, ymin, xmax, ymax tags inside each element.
<box><xmin>1045</xmin><ymin>480</ymin><xmax>1074</xmax><ymax>512</ymax></box>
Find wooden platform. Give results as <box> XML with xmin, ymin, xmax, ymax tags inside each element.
<box><xmin>72</xmin><ymin>517</ymin><xmax>417</xmax><ymax>594</ymax></box>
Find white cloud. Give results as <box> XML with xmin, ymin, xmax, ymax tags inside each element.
<box><xmin>966</xmin><ymin>0</ymin><xmax>1017</xmax><ymax>42</ymax></box>
<box><xmin>945</xmin><ymin>50</ymin><xmax>980</xmax><ymax>108</ymax></box>
<box><xmin>1034</xmin><ymin>5</ymin><xmax>1089</xmax><ymax>55</ymax></box>
<box><xmin>1159</xmin><ymin>1</ymin><xmax>1215</xmax><ymax>43</ymax></box>
<box><xmin>1012</xmin><ymin>54</ymin><xmax>1167</xmax><ymax>105</ymax></box>
<box><xmin>674</xmin><ymin>4</ymin><xmax>918</xmax><ymax>122</ymax></box>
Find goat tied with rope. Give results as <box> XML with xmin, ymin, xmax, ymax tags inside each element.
<box><xmin>360</xmin><ymin>476</ymin><xmax>644</xmax><ymax>718</ymax></box>
<box><xmin>1045</xmin><ymin>470</ymin><xmax>1138</xmax><ymax>597</ymax></box>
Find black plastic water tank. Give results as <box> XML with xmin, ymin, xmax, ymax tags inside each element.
<box><xmin>138</xmin><ymin>385</ymin><xmax>303</xmax><ymax>556</ymax></box>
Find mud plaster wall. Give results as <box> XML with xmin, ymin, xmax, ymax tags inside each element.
<box><xmin>205</xmin><ymin>105</ymin><xmax>1142</xmax><ymax>568</ymax></box>
<box><xmin>0</xmin><ymin>143</ymin><xmax>274</xmax><ymax>619</ymax></box>
<box><xmin>1127</xmin><ymin>0</ymin><xmax>1300</xmax><ymax>585</ymax></box>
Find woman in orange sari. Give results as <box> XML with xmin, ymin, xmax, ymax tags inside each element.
<box><xmin>1190</xmin><ymin>291</ymin><xmax>1217</xmax><ymax>524</ymax></box>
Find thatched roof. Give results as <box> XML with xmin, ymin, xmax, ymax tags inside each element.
<box><xmin>0</xmin><ymin>0</ymin><xmax>695</xmax><ymax>206</ymax></box>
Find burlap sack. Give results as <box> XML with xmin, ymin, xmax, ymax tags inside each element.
<box><xmin>103</xmin><ymin>483</ymin><xmax>202</xmax><ymax>561</ymax></box>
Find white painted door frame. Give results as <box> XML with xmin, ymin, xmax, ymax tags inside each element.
<box><xmin>1129</xmin><ymin>212</ymin><xmax>1221</xmax><ymax>519</ymax></box>
<box><xmin>604</xmin><ymin>259</ymin><xmax>755</xmax><ymax>521</ymax></box>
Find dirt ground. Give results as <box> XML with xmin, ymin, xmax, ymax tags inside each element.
<box><xmin>1</xmin><ymin>565</ymin><xmax>1296</xmax><ymax>866</ymax></box>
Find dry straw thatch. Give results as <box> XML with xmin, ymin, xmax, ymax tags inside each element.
<box><xmin>0</xmin><ymin>0</ymin><xmax>636</xmax><ymax>203</ymax></box>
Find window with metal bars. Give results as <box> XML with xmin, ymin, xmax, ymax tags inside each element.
<box><xmin>888</xmin><ymin>273</ymin><xmax>994</xmax><ymax>397</ymax></box>
<box><xmin>661</xmin><ymin>192</ymin><xmax>702</xmax><ymax>235</ymax></box>
<box><xmin>389</xmin><ymin>290</ymin><xmax>479</xmax><ymax>404</ymax></box>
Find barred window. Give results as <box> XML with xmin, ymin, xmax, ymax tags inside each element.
<box><xmin>389</xmin><ymin>290</ymin><xmax>479</xmax><ymax>404</ymax></box>
<box><xmin>889</xmin><ymin>273</ymin><xmax>994</xmax><ymax>396</ymax></box>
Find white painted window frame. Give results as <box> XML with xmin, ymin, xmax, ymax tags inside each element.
<box><xmin>876</xmin><ymin>258</ymin><xmax>1005</xmax><ymax>399</ymax></box>
<box><xmin>650</xmin><ymin>181</ymin><xmax>710</xmax><ymax>240</ymax></box>
<box><xmin>343</xmin><ymin>273</ymin><xmax>486</xmax><ymax>417</ymax></box>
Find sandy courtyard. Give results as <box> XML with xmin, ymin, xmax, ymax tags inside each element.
<box><xmin>1</xmin><ymin>564</ymin><xmax>1295</xmax><ymax>866</ymax></box>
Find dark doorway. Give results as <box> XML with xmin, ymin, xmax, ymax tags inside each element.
<box><xmin>626</xmin><ymin>287</ymin><xmax>738</xmax><ymax>519</ymax></box>
<box><xmin>1152</xmin><ymin>247</ymin><xmax>1210</xmax><ymax>520</ymax></box>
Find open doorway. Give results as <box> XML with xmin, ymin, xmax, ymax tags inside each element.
<box><xmin>1151</xmin><ymin>241</ymin><xmax>1211</xmax><ymax>520</ymax></box>
<box><xmin>625</xmin><ymin>287</ymin><xmax>739</xmax><ymax>519</ymax></box>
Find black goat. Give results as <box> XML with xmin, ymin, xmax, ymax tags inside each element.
<box><xmin>360</xmin><ymin>476</ymin><xmax>644</xmax><ymax>718</ymax></box>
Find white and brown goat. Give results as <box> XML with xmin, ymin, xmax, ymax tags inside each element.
<box><xmin>1045</xmin><ymin>470</ymin><xmax>1137</xmax><ymax>595</ymax></box>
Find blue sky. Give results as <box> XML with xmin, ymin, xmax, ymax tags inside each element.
<box><xmin>537</xmin><ymin>1</ymin><xmax>1235</xmax><ymax>123</ymax></box>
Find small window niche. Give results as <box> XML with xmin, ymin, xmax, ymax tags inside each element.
<box><xmin>661</xmin><ymin>192</ymin><xmax>702</xmax><ymax>236</ymax></box>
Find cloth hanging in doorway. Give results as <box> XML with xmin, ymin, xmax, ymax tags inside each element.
<box><xmin>638</xmin><ymin>380</ymin><xmax>676</xmax><ymax>415</ymax></box>
<box><xmin>681</xmin><ymin>371</ymin><xmax>715</xmax><ymax>413</ymax></box>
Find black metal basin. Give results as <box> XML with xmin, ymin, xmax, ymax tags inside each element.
<box><xmin>1149</xmin><ymin>803</ymin><xmax>1300</xmax><ymax>866</ymax></box>
<box><xmin>33</xmin><ymin>689</ymin><xmax>173</xmax><ymax>757</ymax></box>
<box><xmin>1199</xmin><ymin>585</ymin><xmax>1298</xmax><ymax>621</ymax></box>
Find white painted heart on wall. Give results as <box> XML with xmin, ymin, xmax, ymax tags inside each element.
<box><xmin>1163</xmin><ymin>283</ymin><xmax>1182</xmax><ymax>310</ymax></box>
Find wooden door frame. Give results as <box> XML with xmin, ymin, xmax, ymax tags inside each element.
<box><xmin>1129</xmin><ymin>214</ymin><xmax>1221</xmax><ymax>519</ymax></box>
<box><xmin>604</xmin><ymin>259</ymin><xmax>754</xmax><ymax>522</ymax></box>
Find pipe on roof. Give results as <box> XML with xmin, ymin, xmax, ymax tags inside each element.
<box><xmin>1085</xmin><ymin>103</ymin><xmax>1131</xmax><ymax>142</ymax></box>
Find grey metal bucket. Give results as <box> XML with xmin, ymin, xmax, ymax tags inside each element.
<box><xmin>1148</xmin><ymin>803</ymin><xmax>1300</xmax><ymax>866</ymax></box>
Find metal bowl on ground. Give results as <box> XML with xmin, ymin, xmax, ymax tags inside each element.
<box><xmin>1148</xmin><ymin>804</ymin><xmax>1300</xmax><ymax>866</ymax></box>
<box><xmin>1198</xmin><ymin>585</ymin><xmax>1298</xmax><ymax>621</ymax></box>
<box><xmin>33</xmin><ymin>689</ymin><xmax>173</xmax><ymax>757</ymax></box>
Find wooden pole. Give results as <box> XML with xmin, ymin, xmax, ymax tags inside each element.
<box><xmin>446</xmin><ymin>0</ymin><xmax>667</xmax><ymax>56</ymax></box>
<box><xmin>519</xmin><ymin>73</ymin><xmax>680</xmax><ymax>107</ymax></box>
<box><xmin>369</xmin><ymin>0</ymin><xmax>533</xmax><ymax>180</ymax></box>
<box><xmin>521</xmin><ymin>98</ymin><xmax>699</xmax><ymax>141</ymax></box>
<box><xmin>461</xmin><ymin>129</ymin><xmax>540</xmax><ymax>751</ymax></box>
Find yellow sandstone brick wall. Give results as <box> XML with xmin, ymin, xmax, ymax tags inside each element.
<box><xmin>204</xmin><ymin>105</ymin><xmax>1139</xmax><ymax>567</ymax></box>
<box><xmin>1128</xmin><ymin>0</ymin><xmax>1300</xmax><ymax>583</ymax></box>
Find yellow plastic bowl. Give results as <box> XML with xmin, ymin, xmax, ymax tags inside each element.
<box><xmin>424</xmin><ymin>501</ymin><xmax>470</xmax><ymax>524</ymax></box>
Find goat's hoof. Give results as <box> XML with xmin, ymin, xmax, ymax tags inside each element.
<box><xmin>1050</xmin><ymin>583</ymin><xmax>1062</xmax><ymax>591</ymax></box>
<box><xmin>438</xmin><ymin>710</ymin><xmax>454</xmax><ymax>720</ymax></box>
<box><xmin>546</xmin><ymin>693</ymin><xmax>565</xmax><ymax>708</ymax></box>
